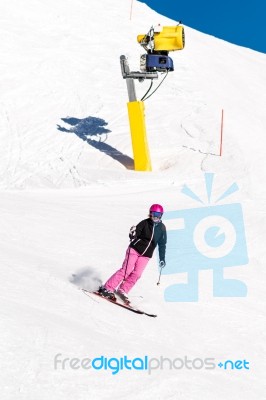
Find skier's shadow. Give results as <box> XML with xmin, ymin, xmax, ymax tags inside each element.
<box><xmin>57</xmin><ymin>116</ymin><xmax>134</xmax><ymax>170</ymax></box>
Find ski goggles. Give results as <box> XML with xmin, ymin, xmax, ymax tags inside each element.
<box><xmin>150</xmin><ymin>211</ymin><xmax>162</xmax><ymax>218</ymax></box>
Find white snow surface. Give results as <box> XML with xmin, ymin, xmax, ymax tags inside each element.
<box><xmin>0</xmin><ymin>0</ymin><xmax>266</xmax><ymax>399</ymax></box>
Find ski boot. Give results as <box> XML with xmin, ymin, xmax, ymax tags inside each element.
<box><xmin>116</xmin><ymin>289</ymin><xmax>130</xmax><ymax>304</ymax></box>
<box><xmin>98</xmin><ymin>286</ymin><xmax>116</xmax><ymax>301</ymax></box>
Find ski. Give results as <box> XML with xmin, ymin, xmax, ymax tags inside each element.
<box><xmin>82</xmin><ymin>289</ymin><xmax>157</xmax><ymax>318</ymax></box>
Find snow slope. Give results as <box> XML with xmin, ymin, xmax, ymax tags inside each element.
<box><xmin>0</xmin><ymin>0</ymin><xmax>266</xmax><ymax>399</ymax></box>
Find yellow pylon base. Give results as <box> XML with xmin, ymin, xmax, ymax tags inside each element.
<box><xmin>127</xmin><ymin>101</ymin><xmax>152</xmax><ymax>171</ymax></box>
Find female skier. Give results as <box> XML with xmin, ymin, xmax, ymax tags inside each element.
<box><xmin>99</xmin><ymin>204</ymin><xmax>167</xmax><ymax>302</ymax></box>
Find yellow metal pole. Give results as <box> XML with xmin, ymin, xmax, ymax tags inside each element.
<box><xmin>127</xmin><ymin>101</ymin><xmax>152</xmax><ymax>171</ymax></box>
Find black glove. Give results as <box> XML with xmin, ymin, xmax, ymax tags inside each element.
<box><xmin>159</xmin><ymin>260</ymin><xmax>166</xmax><ymax>268</ymax></box>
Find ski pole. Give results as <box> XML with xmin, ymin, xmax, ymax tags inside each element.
<box><xmin>122</xmin><ymin>246</ymin><xmax>131</xmax><ymax>283</ymax></box>
<box><xmin>157</xmin><ymin>266</ymin><xmax>163</xmax><ymax>286</ymax></box>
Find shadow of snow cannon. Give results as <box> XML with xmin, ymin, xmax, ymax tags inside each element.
<box><xmin>57</xmin><ymin>116</ymin><xmax>134</xmax><ymax>170</ymax></box>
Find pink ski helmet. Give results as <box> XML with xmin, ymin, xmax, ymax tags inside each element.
<box><xmin>149</xmin><ymin>204</ymin><xmax>164</xmax><ymax>214</ymax></box>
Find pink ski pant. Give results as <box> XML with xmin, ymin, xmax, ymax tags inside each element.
<box><xmin>104</xmin><ymin>247</ymin><xmax>150</xmax><ymax>294</ymax></box>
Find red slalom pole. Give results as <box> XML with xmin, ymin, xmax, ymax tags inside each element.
<box><xmin>219</xmin><ymin>109</ymin><xmax>224</xmax><ymax>156</ymax></box>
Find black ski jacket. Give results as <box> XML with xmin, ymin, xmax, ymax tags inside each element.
<box><xmin>129</xmin><ymin>218</ymin><xmax>167</xmax><ymax>261</ymax></box>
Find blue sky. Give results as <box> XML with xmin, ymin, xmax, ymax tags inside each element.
<box><xmin>138</xmin><ymin>0</ymin><xmax>265</xmax><ymax>54</ymax></box>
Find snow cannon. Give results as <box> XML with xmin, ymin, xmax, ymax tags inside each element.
<box><xmin>137</xmin><ymin>24</ymin><xmax>185</xmax><ymax>73</ymax></box>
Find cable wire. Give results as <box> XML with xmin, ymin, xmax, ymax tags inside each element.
<box><xmin>141</xmin><ymin>80</ymin><xmax>154</xmax><ymax>101</ymax></box>
<box><xmin>142</xmin><ymin>70</ymin><xmax>169</xmax><ymax>101</ymax></box>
